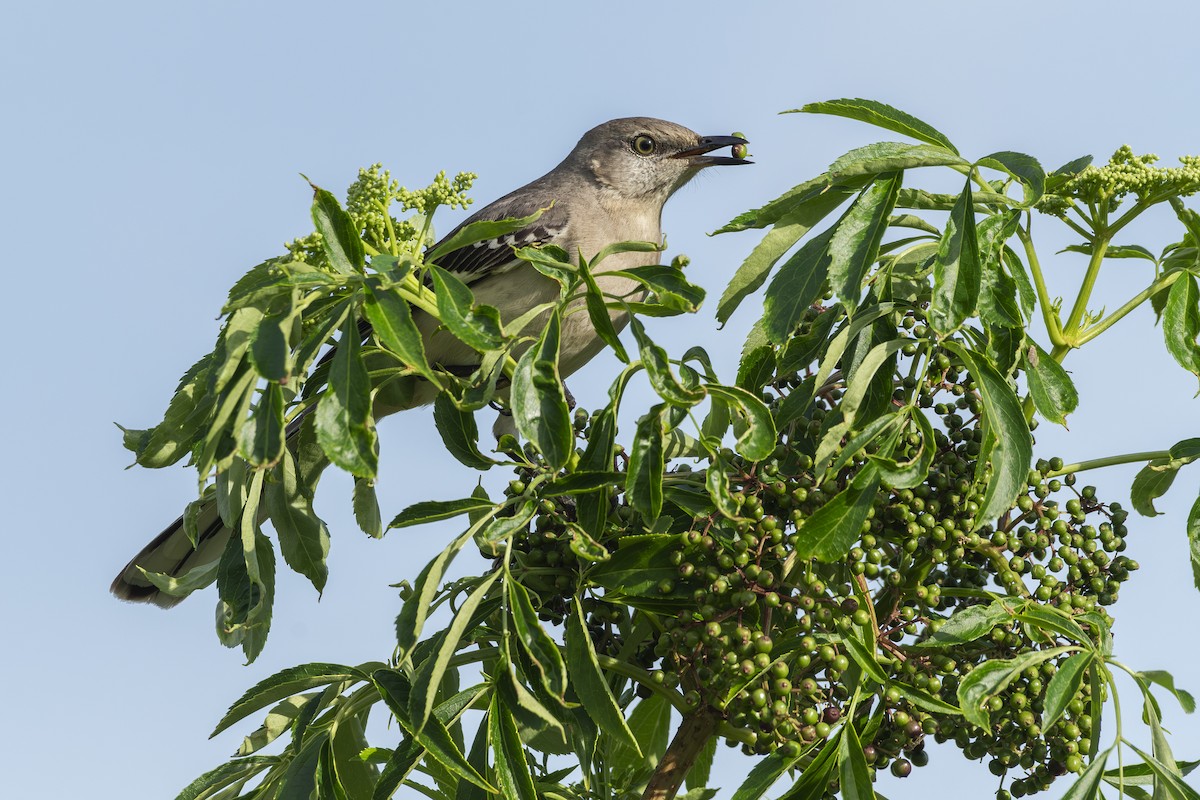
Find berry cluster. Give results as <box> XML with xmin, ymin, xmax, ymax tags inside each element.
<box><xmin>494</xmin><ymin>302</ymin><xmax>1139</xmax><ymax>797</ymax></box>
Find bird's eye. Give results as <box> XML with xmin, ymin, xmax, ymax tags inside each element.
<box><xmin>631</xmin><ymin>135</ymin><xmax>656</xmax><ymax>156</ymax></box>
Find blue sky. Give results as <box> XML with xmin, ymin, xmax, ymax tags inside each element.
<box><xmin>4</xmin><ymin>1</ymin><xmax>1199</xmax><ymax>797</ymax></box>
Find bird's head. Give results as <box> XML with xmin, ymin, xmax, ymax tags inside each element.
<box><xmin>569</xmin><ymin>117</ymin><xmax>750</xmax><ymax>202</ymax></box>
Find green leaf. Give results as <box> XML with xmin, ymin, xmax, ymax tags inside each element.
<box><xmin>1142</xmin><ymin>669</ymin><xmax>1197</xmax><ymax>713</ymax></box>
<box><xmin>929</xmin><ymin>179</ymin><xmax>982</xmax><ymax>334</ymax></box>
<box><xmin>426</xmin><ymin>207</ymin><xmax>547</xmax><ymax>265</ymax></box>
<box><xmin>564</xmin><ymin>597</ymin><xmax>640</xmax><ymax>754</ymax></box>
<box><xmin>775</xmin><ymin>730</ymin><xmax>840</xmax><ymax>800</ymax></box>
<box><xmin>1131</xmin><ymin>458</ymin><xmax>1180</xmax><ymax>517</ymax></box>
<box><xmin>827</xmin><ymin>142</ymin><xmax>967</xmax><ymax>179</ymax></box>
<box><xmin>610</xmin><ymin>694</ymin><xmax>672</xmax><ymax>785</ymax></box>
<box><xmin>135</xmin><ymin>561</ymin><xmax>220</xmax><ymax>599</ymax></box>
<box><xmin>945</xmin><ymin>343</ymin><xmax>1033</xmax><ymax>529</ymax></box>
<box><xmin>914</xmin><ymin>600</ymin><xmax>1010</xmax><ymax>648</ymax></box>
<box><xmin>841</xmin><ymin>634</ymin><xmax>888</xmax><ymax>685</ymax></box>
<box><xmin>626</xmin><ymin>405</ymin><xmax>666</xmax><ymax>520</ymax></box>
<box><xmin>687</xmin><ymin>736</ymin><xmax>718</xmax><ymax>792</ymax></box>
<box><xmin>1023</xmin><ymin>342</ymin><xmax>1078</xmax><ymax>425</ymax></box>
<box><xmin>838</xmin><ymin>721</ymin><xmax>876</xmax><ymax>800</ymax></box>
<box><xmin>729</xmin><ymin>746</ymin><xmax>801</xmax><ymax>800</ymax></box>
<box><xmin>628</xmin><ymin>317</ymin><xmax>705</xmax><ymax>407</ymax></box>
<box><xmin>716</xmin><ymin>184</ymin><xmax>860</xmax><ymax>323</ymax></box>
<box><xmin>489</xmin><ymin>693</ymin><xmax>538</xmax><ymax>800</ymax></box>
<box><xmin>1059</xmin><ymin>747</ymin><xmax>1112</xmax><ymax>800</ymax></box>
<box><xmin>706</xmin><ymin>385</ymin><xmax>776</xmax><ymax>461</ymax></box>
<box><xmin>249</xmin><ymin>306</ymin><xmax>293</xmax><ymax>382</ymax></box>
<box><xmin>762</xmin><ymin>226</ymin><xmax>835</xmax><ymax>346</ymax></box>
<box><xmin>352</xmin><ymin>477</ymin><xmax>383</xmax><ymax>538</ymax></box>
<box><xmin>411</xmin><ymin>572</ymin><xmax>500</xmax><ymax>732</ymax></box>
<box><xmin>507</xmin><ymin>579</ymin><xmax>568</xmax><ymax>701</ymax></box>
<box><xmin>1061</xmin><ymin>243</ymin><xmax>1158</xmax><ymax>262</ymax></box>
<box><xmin>976</xmin><ymin>151</ymin><xmax>1045</xmax><ymax>206</ymax></box>
<box><xmin>241</xmin><ymin>384</ymin><xmax>286</xmax><ymax>467</ymax></box>
<box><xmin>173</xmin><ymin>757</ymin><xmax>279</xmax><ymax>800</ymax></box>
<box><xmin>395</xmin><ymin>525</ymin><xmax>490</xmax><ymax>658</ymax></box>
<box><xmin>957</xmin><ymin>647</ymin><xmax>1071</xmax><ymax>728</ymax></box>
<box><xmin>737</xmin><ymin>344</ymin><xmax>778</xmax><ymax>392</ymax></box>
<box><xmin>433</xmin><ymin>393</ymin><xmax>495</xmax><ymax>470</ymax></box>
<box><xmin>1104</xmin><ymin>760</ymin><xmax>1200</xmax><ymax>788</ymax></box>
<box><xmin>827</xmin><ymin>173</ymin><xmax>901</xmax><ymax>309</ymax></box>
<box><xmin>265</xmin><ymin>450</ymin><xmax>330</xmax><ymax>593</ymax></box>
<box><xmin>511</xmin><ymin>309</ymin><xmax>573</xmax><ymax>470</ymax></box>
<box><xmin>792</xmin><ymin>98</ymin><xmax>958</xmax><ymax>154</ymax></box>
<box><xmin>315</xmin><ymin>309</ymin><xmax>377</xmax><ymax>477</ymax></box>
<box><xmin>714</xmin><ymin>173</ymin><xmax>870</xmax><ymax>235</ymax></box>
<box><xmin>614</xmin><ymin>264</ymin><xmax>706</xmax><ymax>314</ymax></box>
<box><xmin>372</xmin><ymin>669</ymin><xmax>497</xmax><ymax>794</ymax></box>
<box><xmin>1163</xmin><ymin>271</ymin><xmax>1200</xmax><ymax>381</ymax></box>
<box><xmin>870</xmin><ymin>408</ymin><xmax>936</xmax><ymax>489</ymax></box>
<box><xmin>544</xmin><ymin>471</ymin><xmax>623</xmax><ymax>496</ymax></box>
<box><xmin>389</xmin><ymin>497</ymin><xmax>496</xmax><ymax>529</ymax></box>
<box><xmin>310</xmin><ymin>184</ymin><xmax>364</xmax><ymax>275</ymax></box>
<box><xmin>128</xmin><ymin>354</ymin><xmax>215</xmax><ymax>468</ymax></box>
<box><xmin>1043</xmin><ymin>652</ymin><xmax>1093</xmax><ymax>730</ymax></box>
<box><xmin>1125</xmin><ymin>744</ymin><xmax>1200</xmax><ymax>800</ymax></box>
<box><xmin>891</xmin><ymin>681</ymin><xmax>963</xmax><ymax>715</ymax></box>
<box><xmin>794</xmin><ymin>466</ymin><xmax>880</xmax><ymax>562</ymax></box>
<box><xmin>1189</xmin><ymin>494</ymin><xmax>1200</xmax><ymax>593</ymax></box>
<box><xmin>211</xmin><ymin>662</ymin><xmax>368</xmax><ymax>737</ymax></box>
<box><xmin>364</xmin><ymin>279</ymin><xmax>439</xmax><ymax>384</ymax></box>
<box><xmin>429</xmin><ymin>265</ymin><xmax>504</xmax><ymax>352</ymax></box>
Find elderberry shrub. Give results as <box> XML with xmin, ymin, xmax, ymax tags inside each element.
<box><xmin>494</xmin><ymin>302</ymin><xmax>1134</xmax><ymax>797</ymax></box>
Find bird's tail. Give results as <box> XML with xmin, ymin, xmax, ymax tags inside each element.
<box><xmin>109</xmin><ymin>498</ymin><xmax>231</xmax><ymax>608</ymax></box>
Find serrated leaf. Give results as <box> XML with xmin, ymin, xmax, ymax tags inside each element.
<box><xmin>729</xmin><ymin>746</ymin><xmax>801</xmax><ymax>800</ymax></box>
<box><xmin>827</xmin><ymin>173</ymin><xmax>901</xmax><ymax>309</ymax></box>
<box><xmin>1044</xmin><ymin>652</ymin><xmax>1093</xmax><ymax>730</ymax></box>
<box><xmin>372</xmin><ymin>669</ymin><xmax>497</xmax><ymax>794</ymax></box>
<box><xmin>945</xmin><ymin>343</ymin><xmax>1032</xmax><ymax>529</ymax></box>
<box><xmin>310</xmin><ymin>184</ymin><xmax>364</xmax><ymax>275</ymax></box>
<box><xmin>626</xmin><ymin>404</ymin><xmax>666</xmax><ymax>520</ymax></box>
<box><xmin>976</xmin><ymin>151</ymin><xmax>1045</xmax><ymax>206</ymax></box>
<box><xmin>1132</xmin><ymin>458</ymin><xmax>1180</xmax><ymax>517</ymax></box>
<box><xmin>564</xmin><ymin>597</ymin><xmax>640</xmax><ymax>754</ymax></box>
<box><xmin>511</xmin><ymin>309</ymin><xmax>573</xmax><ymax>470</ymax></box>
<box><xmin>826</xmin><ymin>142</ymin><xmax>966</xmax><ymax>179</ymax></box>
<box><xmin>716</xmin><ymin>184</ymin><xmax>859</xmax><ymax>323</ymax></box>
<box><xmin>388</xmin><ymin>497</ymin><xmax>496</xmax><ymax>528</ymax></box>
<box><xmin>507</xmin><ymin>579</ymin><xmax>568</xmax><ymax>702</ymax></box>
<box><xmin>211</xmin><ymin>663</ymin><xmax>368</xmax><ymax>736</ymax></box>
<box><xmin>957</xmin><ymin>647</ymin><xmax>1071</xmax><ymax>728</ymax></box>
<box><xmin>353</xmin><ymin>477</ymin><xmax>383</xmax><ymax>538</ymax></box>
<box><xmin>794</xmin><ymin>466</ymin><xmax>880</xmax><ymax>562</ymax></box>
<box><xmin>792</xmin><ymin>98</ymin><xmax>958</xmax><ymax>154</ymax></box>
<box><xmin>839</xmin><ymin>721</ymin><xmax>876</xmax><ymax>800</ymax></box>
<box><xmin>315</xmin><ymin>309</ymin><xmax>377</xmax><ymax>477</ymax></box>
<box><xmin>1024</xmin><ymin>342</ymin><xmax>1078</xmax><ymax>425</ymax></box>
<box><xmin>364</xmin><ymin>279</ymin><xmax>439</xmax><ymax>383</ymax></box>
<box><xmin>265</xmin><ymin>450</ymin><xmax>330</xmax><ymax>593</ymax></box>
<box><xmin>433</xmin><ymin>392</ymin><xmax>495</xmax><ymax>470</ymax></box>
<box><xmin>929</xmin><ymin>179</ymin><xmax>982</xmax><ymax>334</ymax></box>
<box><xmin>1163</xmin><ymin>271</ymin><xmax>1200</xmax><ymax>382</ymax></box>
<box><xmin>914</xmin><ymin>600</ymin><xmax>1010</xmax><ymax>648</ymax></box>
<box><xmin>426</xmin><ymin>207</ymin><xmax>547</xmax><ymax>265</ymax></box>
<box><xmin>706</xmin><ymin>385</ymin><xmax>776</xmax><ymax>461</ymax></box>
<box><xmin>489</xmin><ymin>692</ymin><xmax>538</xmax><ymax>800</ymax></box>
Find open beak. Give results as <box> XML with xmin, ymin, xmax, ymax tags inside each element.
<box><xmin>672</xmin><ymin>134</ymin><xmax>752</xmax><ymax>166</ymax></box>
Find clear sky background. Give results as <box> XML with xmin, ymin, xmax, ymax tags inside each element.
<box><xmin>3</xmin><ymin>2</ymin><xmax>1199</xmax><ymax>797</ymax></box>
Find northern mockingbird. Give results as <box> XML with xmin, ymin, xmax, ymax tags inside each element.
<box><xmin>112</xmin><ymin>117</ymin><xmax>749</xmax><ymax>607</ymax></box>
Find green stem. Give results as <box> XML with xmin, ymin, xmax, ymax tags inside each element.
<box><xmin>1062</xmin><ymin>236</ymin><xmax>1111</xmax><ymax>336</ymax></box>
<box><xmin>1044</xmin><ymin>450</ymin><xmax>1169</xmax><ymax>479</ymax></box>
<box><xmin>1074</xmin><ymin>270</ymin><xmax>1183</xmax><ymax>347</ymax></box>
<box><xmin>1016</xmin><ymin>224</ymin><xmax>1066</xmax><ymax>346</ymax></box>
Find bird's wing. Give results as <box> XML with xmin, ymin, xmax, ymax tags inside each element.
<box><xmin>429</xmin><ymin>188</ymin><xmax>569</xmax><ymax>283</ymax></box>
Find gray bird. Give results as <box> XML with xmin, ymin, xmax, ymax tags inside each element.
<box><xmin>112</xmin><ymin>117</ymin><xmax>750</xmax><ymax>607</ymax></box>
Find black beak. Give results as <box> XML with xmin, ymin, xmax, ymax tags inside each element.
<box><xmin>672</xmin><ymin>134</ymin><xmax>752</xmax><ymax>166</ymax></box>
